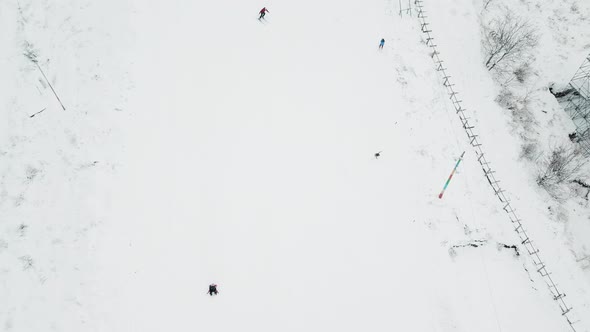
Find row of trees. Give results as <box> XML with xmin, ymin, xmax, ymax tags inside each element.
<box><xmin>480</xmin><ymin>4</ymin><xmax>588</xmax><ymax>201</ymax></box>
<box><xmin>481</xmin><ymin>10</ymin><xmax>538</xmax><ymax>82</ymax></box>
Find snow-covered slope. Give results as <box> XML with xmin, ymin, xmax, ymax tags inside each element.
<box><xmin>1</xmin><ymin>0</ymin><xmax>588</xmax><ymax>331</ymax></box>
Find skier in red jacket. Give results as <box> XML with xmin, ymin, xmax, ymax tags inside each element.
<box><xmin>259</xmin><ymin>7</ymin><xmax>269</xmax><ymax>20</ymax></box>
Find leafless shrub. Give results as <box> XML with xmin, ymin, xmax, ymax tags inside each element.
<box><xmin>19</xmin><ymin>255</ymin><xmax>34</xmax><ymax>270</ymax></box>
<box><xmin>495</xmin><ymin>86</ymin><xmax>538</xmax><ymax>134</ymax></box>
<box><xmin>537</xmin><ymin>145</ymin><xmax>587</xmax><ymax>199</ymax></box>
<box><xmin>25</xmin><ymin>166</ymin><xmax>40</xmax><ymax>181</ymax></box>
<box><xmin>18</xmin><ymin>224</ymin><xmax>28</xmax><ymax>237</ymax></box>
<box><xmin>448</xmin><ymin>247</ymin><xmax>457</xmax><ymax>258</ymax></box>
<box><xmin>520</xmin><ymin>142</ymin><xmax>539</xmax><ymax>161</ymax></box>
<box><xmin>495</xmin><ymin>88</ymin><xmax>517</xmax><ymax>109</ymax></box>
<box><xmin>482</xmin><ymin>11</ymin><xmax>538</xmax><ymax>72</ymax></box>
<box><xmin>513</xmin><ymin>63</ymin><xmax>531</xmax><ymax>83</ymax></box>
<box><xmin>23</xmin><ymin>41</ymin><xmax>38</xmax><ymax>63</ymax></box>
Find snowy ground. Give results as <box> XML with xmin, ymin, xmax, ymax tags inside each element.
<box><xmin>1</xmin><ymin>0</ymin><xmax>589</xmax><ymax>331</ymax></box>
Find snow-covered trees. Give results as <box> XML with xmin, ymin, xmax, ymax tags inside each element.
<box><xmin>537</xmin><ymin>145</ymin><xmax>587</xmax><ymax>199</ymax></box>
<box><xmin>482</xmin><ymin>11</ymin><xmax>538</xmax><ymax>73</ymax></box>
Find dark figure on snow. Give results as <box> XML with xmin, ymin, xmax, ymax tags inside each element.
<box><xmin>375</xmin><ymin>151</ymin><xmax>382</xmax><ymax>159</ymax></box>
<box><xmin>208</xmin><ymin>284</ymin><xmax>218</xmax><ymax>296</ymax></box>
<box><xmin>259</xmin><ymin>7</ymin><xmax>269</xmax><ymax>20</ymax></box>
<box><xmin>379</xmin><ymin>38</ymin><xmax>385</xmax><ymax>49</ymax></box>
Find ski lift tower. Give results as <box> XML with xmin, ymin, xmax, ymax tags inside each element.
<box><xmin>563</xmin><ymin>54</ymin><xmax>590</xmax><ymax>156</ymax></box>
<box><xmin>399</xmin><ymin>0</ymin><xmax>412</xmax><ymax>17</ymax></box>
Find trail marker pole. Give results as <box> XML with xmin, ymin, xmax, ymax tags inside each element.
<box><xmin>29</xmin><ymin>108</ymin><xmax>46</xmax><ymax>118</ymax></box>
<box><xmin>35</xmin><ymin>62</ymin><xmax>66</xmax><ymax>111</ymax></box>
<box><xmin>438</xmin><ymin>151</ymin><xmax>465</xmax><ymax>199</ymax></box>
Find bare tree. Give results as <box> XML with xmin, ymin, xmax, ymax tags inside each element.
<box><xmin>537</xmin><ymin>145</ymin><xmax>587</xmax><ymax>199</ymax></box>
<box><xmin>482</xmin><ymin>11</ymin><xmax>538</xmax><ymax>72</ymax></box>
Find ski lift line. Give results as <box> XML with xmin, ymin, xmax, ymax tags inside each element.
<box><xmin>440</xmin><ymin>81</ymin><xmax>465</xmax><ymax>164</ymax></box>
<box><xmin>477</xmin><ymin>239</ymin><xmax>506</xmax><ymax>332</ymax></box>
<box><xmin>416</xmin><ymin>1</ymin><xmax>579</xmax><ymax>330</ymax></box>
<box><xmin>435</xmin><ymin>70</ymin><xmax>500</xmax><ymax>330</ymax></box>
<box><xmin>452</xmin><ymin>107</ymin><xmax>504</xmax><ymax>332</ymax></box>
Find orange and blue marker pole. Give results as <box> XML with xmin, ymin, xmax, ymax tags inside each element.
<box><xmin>438</xmin><ymin>151</ymin><xmax>465</xmax><ymax>199</ymax></box>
